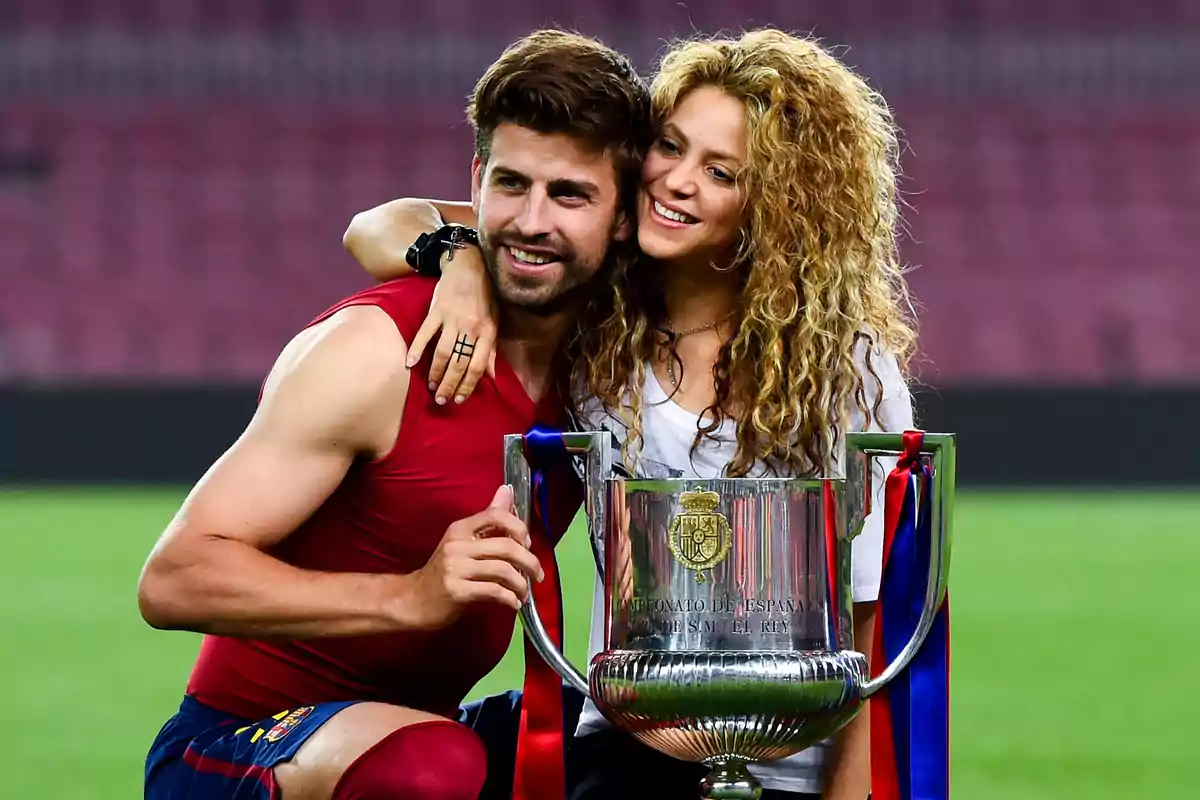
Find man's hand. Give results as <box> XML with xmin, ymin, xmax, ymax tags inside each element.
<box><xmin>399</xmin><ymin>485</ymin><xmax>543</xmax><ymax>629</ymax></box>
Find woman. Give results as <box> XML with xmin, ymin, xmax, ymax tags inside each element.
<box><xmin>344</xmin><ymin>28</ymin><xmax>917</xmax><ymax>800</ymax></box>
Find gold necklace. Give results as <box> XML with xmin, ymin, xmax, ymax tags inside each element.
<box><xmin>657</xmin><ymin>310</ymin><xmax>736</xmax><ymax>389</ymax></box>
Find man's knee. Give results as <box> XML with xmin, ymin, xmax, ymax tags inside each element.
<box><xmin>332</xmin><ymin>719</ymin><xmax>487</xmax><ymax>800</ymax></box>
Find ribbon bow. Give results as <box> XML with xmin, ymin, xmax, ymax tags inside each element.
<box><xmin>512</xmin><ymin>424</ymin><xmax>569</xmax><ymax>800</ymax></box>
<box><xmin>870</xmin><ymin>430</ymin><xmax>951</xmax><ymax>800</ymax></box>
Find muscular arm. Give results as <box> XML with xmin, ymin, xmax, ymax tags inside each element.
<box><xmin>136</xmin><ymin>305</ymin><xmax>422</xmax><ymax>639</ymax></box>
<box><xmin>342</xmin><ymin>198</ymin><xmax>475</xmax><ymax>282</ymax></box>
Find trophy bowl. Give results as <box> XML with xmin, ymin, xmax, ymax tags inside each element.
<box><xmin>507</xmin><ymin>432</ymin><xmax>954</xmax><ymax>800</ymax></box>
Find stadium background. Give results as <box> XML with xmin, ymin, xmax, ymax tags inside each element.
<box><xmin>1</xmin><ymin>1</ymin><xmax>1195</xmax><ymax>797</ymax></box>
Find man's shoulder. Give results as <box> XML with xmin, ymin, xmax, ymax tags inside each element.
<box><xmin>303</xmin><ymin>303</ymin><xmax>407</xmax><ymax>351</ymax></box>
<box><xmin>257</xmin><ymin>303</ymin><xmax>412</xmax><ymax>455</ymax></box>
<box><xmin>306</xmin><ymin>277</ymin><xmax>438</xmax><ymax>337</ymax></box>
<box><xmin>266</xmin><ymin>304</ymin><xmax>411</xmax><ymax>408</ymax></box>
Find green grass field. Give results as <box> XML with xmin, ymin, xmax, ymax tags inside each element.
<box><xmin>1</xmin><ymin>486</ymin><xmax>1194</xmax><ymax>798</ymax></box>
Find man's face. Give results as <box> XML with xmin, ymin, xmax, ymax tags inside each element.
<box><xmin>472</xmin><ymin>124</ymin><xmax>631</xmax><ymax>315</ymax></box>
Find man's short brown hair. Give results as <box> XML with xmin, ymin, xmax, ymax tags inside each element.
<box><xmin>467</xmin><ymin>29</ymin><xmax>652</xmax><ymax>209</ymax></box>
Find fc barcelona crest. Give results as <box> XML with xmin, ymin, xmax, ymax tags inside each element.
<box><xmin>263</xmin><ymin>706</ymin><xmax>314</xmax><ymax>743</ymax></box>
<box><xmin>667</xmin><ymin>490</ymin><xmax>731</xmax><ymax>583</ymax></box>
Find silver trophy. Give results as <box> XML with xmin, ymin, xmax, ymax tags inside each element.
<box><xmin>505</xmin><ymin>431</ymin><xmax>954</xmax><ymax>800</ymax></box>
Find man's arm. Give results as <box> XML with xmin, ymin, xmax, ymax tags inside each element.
<box><xmin>136</xmin><ymin>305</ymin><xmax>417</xmax><ymax>638</ymax></box>
<box><xmin>342</xmin><ymin>198</ymin><xmax>475</xmax><ymax>282</ymax></box>
<box><xmin>136</xmin><ymin>304</ymin><xmax>541</xmax><ymax>639</ymax></box>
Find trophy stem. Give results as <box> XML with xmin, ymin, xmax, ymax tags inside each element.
<box><xmin>699</xmin><ymin>761</ymin><xmax>762</xmax><ymax>800</ymax></box>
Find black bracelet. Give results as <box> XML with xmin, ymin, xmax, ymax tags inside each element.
<box><xmin>405</xmin><ymin>224</ymin><xmax>480</xmax><ymax>278</ymax></box>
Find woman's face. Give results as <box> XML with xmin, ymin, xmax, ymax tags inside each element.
<box><xmin>637</xmin><ymin>85</ymin><xmax>747</xmax><ymax>267</ymax></box>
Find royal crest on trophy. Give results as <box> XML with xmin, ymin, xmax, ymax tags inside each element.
<box><xmin>667</xmin><ymin>490</ymin><xmax>732</xmax><ymax>583</ymax></box>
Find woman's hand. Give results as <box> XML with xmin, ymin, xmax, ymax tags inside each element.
<box><xmin>406</xmin><ymin>245</ymin><xmax>499</xmax><ymax>405</ymax></box>
<box><xmin>341</xmin><ymin>196</ymin><xmax>494</xmax><ymax>403</ymax></box>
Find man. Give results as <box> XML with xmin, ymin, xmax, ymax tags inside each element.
<box><xmin>138</xmin><ymin>29</ymin><xmax>651</xmax><ymax>800</ymax></box>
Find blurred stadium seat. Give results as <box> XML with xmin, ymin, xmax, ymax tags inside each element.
<box><xmin>0</xmin><ymin>1</ymin><xmax>1195</xmax><ymax>385</ymax></box>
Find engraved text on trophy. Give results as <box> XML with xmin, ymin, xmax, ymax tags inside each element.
<box><xmin>629</xmin><ymin>595</ymin><xmax>802</xmax><ymax>638</ymax></box>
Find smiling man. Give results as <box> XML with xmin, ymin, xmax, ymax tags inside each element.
<box><xmin>474</xmin><ymin>136</ymin><xmax>617</xmax><ymax>316</ymax></box>
<box><xmin>137</xmin><ymin>29</ymin><xmax>651</xmax><ymax>800</ymax></box>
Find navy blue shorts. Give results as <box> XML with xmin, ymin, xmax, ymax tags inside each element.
<box><xmin>145</xmin><ymin>688</ymin><xmax>586</xmax><ymax>800</ymax></box>
<box><xmin>145</xmin><ymin>696</ymin><xmax>359</xmax><ymax>799</ymax></box>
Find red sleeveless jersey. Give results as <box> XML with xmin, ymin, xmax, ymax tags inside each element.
<box><xmin>185</xmin><ymin>278</ymin><xmax>581</xmax><ymax>721</ymax></box>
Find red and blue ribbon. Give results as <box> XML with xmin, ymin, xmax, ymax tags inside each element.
<box><xmin>870</xmin><ymin>430</ymin><xmax>951</xmax><ymax>800</ymax></box>
<box><xmin>512</xmin><ymin>424</ymin><xmax>568</xmax><ymax>800</ymax></box>
<box><xmin>823</xmin><ymin>480</ymin><xmax>841</xmax><ymax>647</ymax></box>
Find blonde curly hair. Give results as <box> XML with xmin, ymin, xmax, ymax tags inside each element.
<box><xmin>569</xmin><ymin>28</ymin><xmax>918</xmax><ymax>478</ymax></box>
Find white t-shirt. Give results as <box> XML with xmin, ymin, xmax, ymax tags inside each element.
<box><xmin>569</xmin><ymin>338</ymin><xmax>915</xmax><ymax>795</ymax></box>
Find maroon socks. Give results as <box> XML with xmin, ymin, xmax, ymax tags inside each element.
<box><xmin>331</xmin><ymin>720</ymin><xmax>487</xmax><ymax>800</ymax></box>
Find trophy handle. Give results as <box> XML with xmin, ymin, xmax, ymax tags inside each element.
<box><xmin>843</xmin><ymin>431</ymin><xmax>955</xmax><ymax>698</ymax></box>
<box><xmin>504</xmin><ymin>431</ymin><xmax>611</xmax><ymax>698</ymax></box>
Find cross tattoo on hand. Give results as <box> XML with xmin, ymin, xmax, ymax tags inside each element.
<box><xmin>452</xmin><ymin>334</ymin><xmax>476</xmax><ymax>362</ymax></box>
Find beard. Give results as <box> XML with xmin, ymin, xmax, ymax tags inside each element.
<box><xmin>478</xmin><ymin>228</ymin><xmax>605</xmax><ymax>318</ymax></box>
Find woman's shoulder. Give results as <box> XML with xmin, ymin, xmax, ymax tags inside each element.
<box><xmin>848</xmin><ymin>330</ymin><xmax>914</xmax><ymax>432</ymax></box>
<box><xmin>571</xmin><ymin>390</ymin><xmax>618</xmax><ymax>430</ymax></box>
<box><xmin>569</xmin><ymin>386</ymin><xmax>691</xmax><ymax>479</ymax></box>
